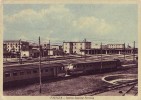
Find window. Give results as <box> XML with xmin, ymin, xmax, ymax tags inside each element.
<box><xmin>27</xmin><ymin>70</ymin><xmax>31</xmax><ymax>74</ymax></box>
<box><xmin>33</xmin><ymin>70</ymin><xmax>37</xmax><ymax>73</ymax></box>
<box><xmin>50</xmin><ymin>68</ymin><xmax>53</xmax><ymax>71</ymax></box>
<box><xmin>5</xmin><ymin>73</ymin><xmax>10</xmax><ymax>77</ymax></box>
<box><xmin>20</xmin><ymin>71</ymin><xmax>24</xmax><ymax>75</ymax></box>
<box><xmin>45</xmin><ymin>69</ymin><xmax>48</xmax><ymax>72</ymax></box>
<box><xmin>74</xmin><ymin>65</ymin><xmax>77</xmax><ymax>68</ymax></box>
<box><xmin>62</xmin><ymin>66</ymin><xmax>64</xmax><ymax>70</ymax></box>
<box><xmin>59</xmin><ymin>67</ymin><xmax>62</xmax><ymax>70</ymax></box>
<box><xmin>13</xmin><ymin>72</ymin><xmax>18</xmax><ymax>76</ymax></box>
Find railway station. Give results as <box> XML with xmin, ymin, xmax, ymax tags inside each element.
<box><xmin>80</xmin><ymin>48</ymin><xmax>138</xmax><ymax>55</ymax></box>
<box><xmin>2</xmin><ymin>3</ymin><xmax>139</xmax><ymax>97</ymax></box>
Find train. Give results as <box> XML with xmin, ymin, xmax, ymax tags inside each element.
<box><xmin>3</xmin><ymin>59</ymin><xmax>122</xmax><ymax>88</ymax></box>
<box><xmin>3</xmin><ymin>63</ymin><xmax>66</xmax><ymax>88</ymax></box>
<box><xmin>66</xmin><ymin>59</ymin><xmax>122</xmax><ymax>75</ymax></box>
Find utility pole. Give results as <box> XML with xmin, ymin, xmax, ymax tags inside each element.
<box><xmin>39</xmin><ymin>37</ymin><xmax>42</xmax><ymax>93</ymax></box>
<box><xmin>49</xmin><ymin>40</ymin><xmax>50</xmax><ymax>64</ymax></box>
<box><xmin>81</xmin><ymin>50</ymin><xmax>82</xmax><ymax>58</ymax></box>
<box><xmin>84</xmin><ymin>38</ymin><xmax>86</xmax><ymax>61</ymax></box>
<box><xmin>19</xmin><ymin>39</ymin><xmax>21</xmax><ymax>64</ymax></box>
<box><xmin>133</xmin><ymin>41</ymin><xmax>135</xmax><ymax>63</ymax></box>
<box><xmin>100</xmin><ymin>42</ymin><xmax>103</xmax><ymax>72</ymax></box>
<box><xmin>124</xmin><ymin>43</ymin><xmax>125</xmax><ymax>61</ymax></box>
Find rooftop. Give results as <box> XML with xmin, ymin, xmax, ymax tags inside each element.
<box><xmin>63</xmin><ymin>41</ymin><xmax>91</xmax><ymax>43</ymax></box>
<box><xmin>4</xmin><ymin>40</ymin><xmax>29</xmax><ymax>43</ymax></box>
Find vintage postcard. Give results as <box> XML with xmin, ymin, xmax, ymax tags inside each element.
<box><xmin>0</xmin><ymin>0</ymin><xmax>141</xmax><ymax>100</ymax></box>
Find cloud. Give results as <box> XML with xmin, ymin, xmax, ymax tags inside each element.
<box><xmin>4</xmin><ymin>4</ymin><xmax>114</xmax><ymax>42</ymax></box>
<box><xmin>73</xmin><ymin>16</ymin><xmax>113</xmax><ymax>35</ymax></box>
<box><xmin>4</xmin><ymin>5</ymin><xmax>74</xmax><ymax>36</ymax></box>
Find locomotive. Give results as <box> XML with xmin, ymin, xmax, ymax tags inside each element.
<box><xmin>66</xmin><ymin>59</ymin><xmax>121</xmax><ymax>75</ymax></box>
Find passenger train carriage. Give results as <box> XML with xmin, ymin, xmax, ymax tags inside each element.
<box><xmin>3</xmin><ymin>59</ymin><xmax>122</xmax><ymax>88</ymax></box>
<box><xmin>3</xmin><ymin>63</ymin><xmax>66</xmax><ymax>88</ymax></box>
<box><xmin>66</xmin><ymin>59</ymin><xmax>121</xmax><ymax>75</ymax></box>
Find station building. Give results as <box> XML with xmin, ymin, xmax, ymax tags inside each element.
<box><xmin>107</xmin><ymin>44</ymin><xmax>124</xmax><ymax>49</ymax></box>
<box><xmin>80</xmin><ymin>48</ymin><xmax>138</xmax><ymax>55</ymax></box>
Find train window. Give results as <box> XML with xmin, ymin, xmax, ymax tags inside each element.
<box><xmin>45</xmin><ymin>69</ymin><xmax>48</xmax><ymax>72</ymax></box>
<box><xmin>59</xmin><ymin>67</ymin><xmax>62</xmax><ymax>70</ymax></box>
<box><xmin>88</xmin><ymin>64</ymin><xmax>91</xmax><ymax>67</ymax></box>
<box><xmin>27</xmin><ymin>70</ymin><xmax>31</xmax><ymax>74</ymax></box>
<box><xmin>33</xmin><ymin>70</ymin><xmax>37</xmax><ymax>73</ymax></box>
<box><xmin>76</xmin><ymin>65</ymin><xmax>78</xmax><ymax>68</ymax></box>
<box><xmin>83</xmin><ymin>65</ymin><xmax>85</xmax><ymax>68</ymax></box>
<box><xmin>5</xmin><ymin>73</ymin><xmax>10</xmax><ymax>77</ymax></box>
<box><xmin>13</xmin><ymin>72</ymin><xmax>18</xmax><ymax>76</ymax></box>
<box><xmin>20</xmin><ymin>71</ymin><xmax>24</xmax><ymax>75</ymax></box>
<box><xmin>50</xmin><ymin>68</ymin><xmax>53</xmax><ymax>71</ymax></box>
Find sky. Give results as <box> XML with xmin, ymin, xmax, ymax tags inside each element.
<box><xmin>3</xmin><ymin>4</ymin><xmax>138</xmax><ymax>47</ymax></box>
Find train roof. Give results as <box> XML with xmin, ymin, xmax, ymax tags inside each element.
<box><xmin>69</xmin><ymin>59</ymin><xmax>119</xmax><ymax>65</ymax></box>
<box><xmin>4</xmin><ymin>63</ymin><xmax>64</xmax><ymax>72</ymax></box>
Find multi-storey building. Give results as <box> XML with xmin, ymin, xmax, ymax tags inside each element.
<box><xmin>42</xmin><ymin>44</ymin><xmax>63</xmax><ymax>56</ymax></box>
<box><xmin>42</xmin><ymin>44</ymin><xmax>62</xmax><ymax>50</ymax></box>
<box><xmin>91</xmin><ymin>43</ymin><xmax>108</xmax><ymax>49</ymax></box>
<box><xmin>4</xmin><ymin>40</ymin><xmax>29</xmax><ymax>52</ymax></box>
<box><xmin>63</xmin><ymin>41</ymin><xmax>91</xmax><ymax>54</ymax></box>
<box><xmin>51</xmin><ymin>45</ymin><xmax>62</xmax><ymax>50</ymax></box>
<box><xmin>3</xmin><ymin>43</ymin><xmax>7</xmax><ymax>52</ymax></box>
<box><xmin>107</xmin><ymin>44</ymin><xmax>124</xmax><ymax>49</ymax></box>
<box><xmin>3</xmin><ymin>40</ymin><xmax>29</xmax><ymax>58</ymax></box>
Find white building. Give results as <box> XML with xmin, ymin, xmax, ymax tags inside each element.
<box><xmin>51</xmin><ymin>45</ymin><xmax>62</xmax><ymax>50</ymax></box>
<box><xmin>4</xmin><ymin>40</ymin><xmax>29</xmax><ymax>52</ymax></box>
<box><xmin>107</xmin><ymin>44</ymin><xmax>124</xmax><ymax>49</ymax></box>
<box><xmin>63</xmin><ymin>41</ymin><xmax>91</xmax><ymax>54</ymax></box>
<box><xmin>3</xmin><ymin>40</ymin><xmax>30</xmax><ymax>58</ymax></box>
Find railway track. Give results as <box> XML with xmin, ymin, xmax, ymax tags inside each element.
<box><xmin>122</xmin><ymin>83</ymin><xmax>138</xmax><ymax>96</ymax></box>
<box><xmin>78</xmin><ymin>80</ymin><xmax>138</xmax><ymax>96</ymax></box>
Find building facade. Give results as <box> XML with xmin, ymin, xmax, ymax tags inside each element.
<box><xmin>3</xmin><ymin>40</ymin><xmax>29</xmax><ymax>58</ymax></box>
<box><xmin>107</xmin><ymin>44</ymin><xmax>124</xmax><ymax>49</ymax></box>
<box><xmin>4</xmin><ymin>40</ymin><xmax>29</xmax><ymax>52</ymax></box>
<box><xmin>63</xmin><ymin>41</ymin><xmax>91</xmax><ymax>54</ymax></box>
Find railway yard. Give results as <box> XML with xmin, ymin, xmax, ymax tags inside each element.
<box><xmin>3</xmin><ymin>54</ymin><xmax>138</xmax><ymax>96</ymax></box>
